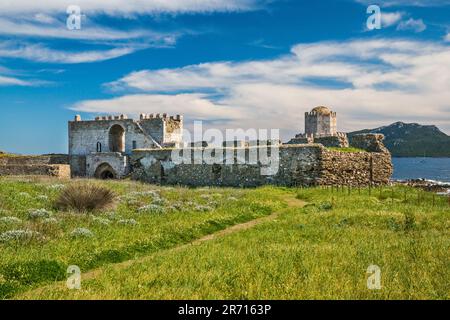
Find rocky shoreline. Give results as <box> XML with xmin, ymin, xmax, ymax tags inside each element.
<box><xmin>393</xmin><ymin>179</ymin><xmax>450</xmax><ymax>195</ymax></box>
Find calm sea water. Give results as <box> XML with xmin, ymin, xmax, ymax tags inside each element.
<box><xmin>392</xmin><ymin>157</ymin><xmax>450</xmax><ymax>183</ymax></box>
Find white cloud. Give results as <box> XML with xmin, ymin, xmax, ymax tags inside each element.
<box><xmin>0</xmin><ymin>0</ymin><xmax>259</xmax><ymax>15</ymax></box>
<box><xmin>0</xmin><ymin>42</ymin><xmax>143</xmax><ymax>64</ymax></box>
<box><xmin>72</xmin><ymin>94</ymin><xmax>240</xmax><ymax>120</ymax></box>
<box><xmin>356</xmin><ymin>0</ymin><xmax>450</xmax><ymax>7</ymax></box>
<box><xmin>72</xmin><ymin>39</ymin><xmax>450</xmax><ymax>138</ymax></box>
<box><xmin>0</xmin><ymin>75</ymin><xmax>33</xmax><ymax>86</ymax></box>
<box><xmin>397</xmin><ymin>18</ymin><xmax>427</xmax><ymax>32</ymax></box>
<box><xmin>0</xmin><ymin>17</ymin><xmax>174</xmax><ymax>42</ymax></box>
<box><xmin>445</xmin><ymin>33</ymin><xmax>450</xmax><ymax>41</ymax></box>
<box><xmin>381</xmin><ymin>12</ymin><xmax>403</xmax><ymax>27</ymax></box>
<box><xmin>0</xmin><ymin>66</ymin><xmax>43</xmax><ymax>86</ymax></box>
<box><xmin>0</xmin><ymin>1</ymin><xmax>257</xmax><ymax>64</ymax></box>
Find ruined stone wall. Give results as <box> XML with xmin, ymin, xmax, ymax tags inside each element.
<box><xmin>314</xmin><ymin>133</ymin><xmax>349</xmax><ymax>148</ymax></box>
<box><xmin>318</xmin><ymin>149</ymin><xmax>392</xmax><ymax>186</ymax></box>
<box><xmin>0</xmin><ymin>154</ymin><xmax>69</xmax><ymax>166</ymax></box>
<box><xmin>130</xmin><ymin>145</ymin><xmax>323</xmax><ymax>187</ymax></box>
<box><xmin>350</xmin><ymin>133</ymin><xmax>389</xmax><ymax>153</ymax></box>
<box><xmin>0</xmin><ymin>164</ymin><xmax>70</xmax><ymax>178</ymax></box>
<box><xmin>130</xmin><ymin>143</ymin><xmax>391</xmax><ymax>187</ymax></box>
<box><xmin>0</xmin><ymin>154</ymin><xmax>71</xmax><ymax>178</ymax></box>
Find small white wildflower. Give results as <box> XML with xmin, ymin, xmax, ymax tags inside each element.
<box><xmin>207</xmin><ymin>201</ymin><xmax>219</xmax><ymax>208</ymax></box>
<box><xmin>138</xmin><ymin>204</ymin><xmax>165</xmax><ymax>214</ymax></box>
<box><xmin>70</xmin><ymin>228</ymin><xmax>94</xmax><ymax>238</ymax></box>
<box><xmin>42</xmin><ymin>217</ymin><xmax>58</xmax><ymax>224</ymax></box>
<box><xmin>227</xmin><ymin>196</ymin><xmax>238</xmax><ymax>201</ymax></box>
<box><xmin>36</xmin><ymin>195</ymin><xmax>49</xmax><ymax>201</ymax></box>
<box><xmin>200</xmin><ymin>194</ymin><xmax>212</xmax><ymax>199</ymax></box>
<box><xmin>170</xmin><ymin>202</ymin><xmax>185</xmax><ymax>211</ymax></box>
<box><xmin>47</xmin><ymin>184</ymin><xmax>65</xmax><ymax>190</ymax></box>
<box><xmin>152</xmin><ymin>197</ymin><xmax>166</xmax><ymax>206</ymax></box>
<box><xmin>104</xmin><ymin>212</ymin><xmax>118</xmax><ymax>220</ymax></box>
<box><xmin>0</xmin><ymin>229</ymin><xmax>41</xmax><ymax>243</ymax></box>
<box><xmin>194</xmin><ymin>205</ymin><xmax>213</xmax><ymax>212</ymax></box>
<box><xmin>28</xmin><ymin>209</ymin><xmax>52</xmax><ymax>220</ymax></box>
<box><xmin>128</xmin><ymin>190</ymin><xmax>160</xmax><ymax>198</ymax></box>
<box><xmin>0</xmin><ymin>216</ymin><xmax>22</xmax><ymax>224</ymax></box>
<box><xmin>92</xmin><ymin>216</ymin><xmax>111</xmax><ymax>225</ymax></box>
<box><xmin>118</xmin><ymin>219</ymin><xmax>138</xmax><ymax>226</ymax></box>
<box><xmin>18</xmin><ymin>192</ymin><xmax>30</xmax><ymax>198</ymax></box>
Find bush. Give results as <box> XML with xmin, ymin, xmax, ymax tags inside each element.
<box><xmin>28</xmin><ymin>209</ymin><xmax>52</xmax><ymax>220</ymax></box>
<box><xmin>0</xmin><ymin>230</ymin><xmax>42</xmax><ymax>244</ymax></box>
<box><xmin>1</xmin><ymin>260</ymin><xmax>66</xmax><ymax>286</ymax></box>
<box><xmin>318</xmin><ymin>202</ymin><xmax>333</xmax><ymax>211</ymax></box>
<box><xmin>70</xmin><ymin>228</ymin><xmax>94</xmax><ymax>238</ymax></box>
<box><xmin>403</xmin><ymin>211</ymin><xmax>416</xmax><ymax>231</ymax></box>
<box><xmin>55</xmin><ymin>183</ymin><xmax>116</xmax><ymax>212</ymax></box>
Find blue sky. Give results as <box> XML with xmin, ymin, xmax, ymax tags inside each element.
<box><xmin>0</xmin><ymin>0</ymin><xmax>449</xmax><ymax>154</ymax></box>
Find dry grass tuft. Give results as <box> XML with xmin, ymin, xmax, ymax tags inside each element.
<box><xmin>55</xmin><ymin>183</ymin><xmax>116</xmax><ymax>212</ymax></box>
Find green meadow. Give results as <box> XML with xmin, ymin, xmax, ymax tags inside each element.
<box><xmin>0</xmin><ymin>176</ymin><xmax>448</xmax><ymax>299</ymax></box>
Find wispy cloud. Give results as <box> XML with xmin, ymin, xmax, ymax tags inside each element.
<box><xmin>381</xmin><ymin>12</ymin><xmax>404</xmax><ymax>27</ymax></box>
<box><xmin>0</xmin><ymin>41</ymin><xmax>146</xmax><ymax>64</ymax></box>
<box><xmin>0</xmin><ymin>0</ymin><xmax>260</xmax><ymax>64</ymax></box>
<box><xmin>0</xmin><ymin>66</ymin><xmax>44</xmax><ymax>86</ymax></box>
<box><xmin>397</xmin><ymin>18</ymin><xmax>427</xmax><ymax>32</ymax></box>
<box><xmin>73</xmin><ymin>39</ymin><xmax>450</xmax><ymax>137</ymax></box>
<box><xmin>0</xmin><ymin>75</ymin><xmax>33</xmax><ymax>86</ymax></box>
<box><xmin>356</xmin><ymin>0</ymin><xmax>450</xmax><ymax>7</ymax></box>
<box><xmin>0</xmin><ymin>17</ymin><xmax>175</xmax><ymax>42</ymax></box>
<box><xmin>0</xmin><ymin>0</ymin><xmax>261</xmax><ymax>15</ymax></box>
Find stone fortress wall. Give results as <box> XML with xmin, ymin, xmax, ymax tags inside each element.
<box><xmin>0</xmin><ymin>106</ymin><xmax>393</xmax><ymax>185</ymax></box>
<box><xmin>0</xmin><ymin>154</ymin><xmax>70</xmax><ymax>178</ymax></box>
<box><xmin>129</xmin><ymin>134</ymin><xmax>392</xmax><ymax>187</ymax></box>
<box><xmin>65</xmin><ymin>106</ymin><xmax>393</xmax><ymax>186</ymax></box>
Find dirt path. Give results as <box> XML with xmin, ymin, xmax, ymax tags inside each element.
<box><xmin>21</xmin><ymin>195</ymin><xmax>305</xmax><ymax>296</ymax></box>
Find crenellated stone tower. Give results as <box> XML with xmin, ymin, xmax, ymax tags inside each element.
<box><xmin>305</xmin><ymin>106</ymin><xmax>337</xmax><ymax>137</ymax></box>
<box><xmin>288</xmin><ymin>106</ymin><xmax>349</xmax><ymax>147</ymax></box>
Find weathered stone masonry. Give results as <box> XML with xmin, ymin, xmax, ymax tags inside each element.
<box><xmin>66</xmin><ymin>107</ymin><xmax>393</xmax><ymax>186</ymax></box>
<box><xmin>130</xmin><ymin>140</ymin><xmax>392</xmax><ymax>187</ymax></box>
<box><xmin>0</xmin><ymin>155</ymin><xmax>70</xmax><ymax>178</ymax></box>
<box><xmin>68</xmin><ymin>114</ymin><xmax>183</xmax><ymax>178</ymax></box>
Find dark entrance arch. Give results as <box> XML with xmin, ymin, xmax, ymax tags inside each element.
<box><xmin>109</xmin><ymin>124</ymin><xmax>125</xmax><ymax>152</ymax></box>
<box><xmin>94</xmin><ymin>163</ymin><xmax>117</xmax><ymax>180</ymax></box>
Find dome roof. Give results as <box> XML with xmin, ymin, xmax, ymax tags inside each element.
<box><xmin>311</xmin><ymin>106</ymin><xmax>332</xmax><ymax>115</ymax></box>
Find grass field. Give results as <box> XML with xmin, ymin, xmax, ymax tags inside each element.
<box><xmin>0</xmin><ymin>176</ymin><xmax>449</xmax><ymax>299</ymax></box>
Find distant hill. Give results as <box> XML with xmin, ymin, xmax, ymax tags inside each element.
<box><xmin>348</xmin><ymin>122</ymin><xmax>450</xmax><ymax>157</ymax></box>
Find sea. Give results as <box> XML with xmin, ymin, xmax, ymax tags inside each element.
<box><xmin>392</xmin><ymin>157</ymin><xmax>450</xmax><ymax>184</ymax></box>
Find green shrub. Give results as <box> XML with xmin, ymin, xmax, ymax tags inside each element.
<box><xmin>318</xmin><ymin>201</ymin><xmax>333</xmax><ymax>211</ymax></box>
<box><xmin>403</xmin><ymin>211</ymin><xmax>416</xmax><ymax>231</ymax></box>
<box><xmin>1</xmin><ymin>260</ymin><xmax>66</xmax><ymax>286</ymax></box>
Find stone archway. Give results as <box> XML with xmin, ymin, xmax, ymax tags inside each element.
<box><xmin>109</xmin><ymin>124</ymin><xmax>125</xmax><ymax>153</ymax></box>
<box><xmin>94</xmin><ymin>163</ymin><xmax>117</xmax><ymax>179</ymax></box>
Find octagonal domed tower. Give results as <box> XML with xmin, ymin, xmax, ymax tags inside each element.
<box><xmin>305</xmin><ymin>106</ymin><xmax>337</xmax><ymax>137</ymax></box>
